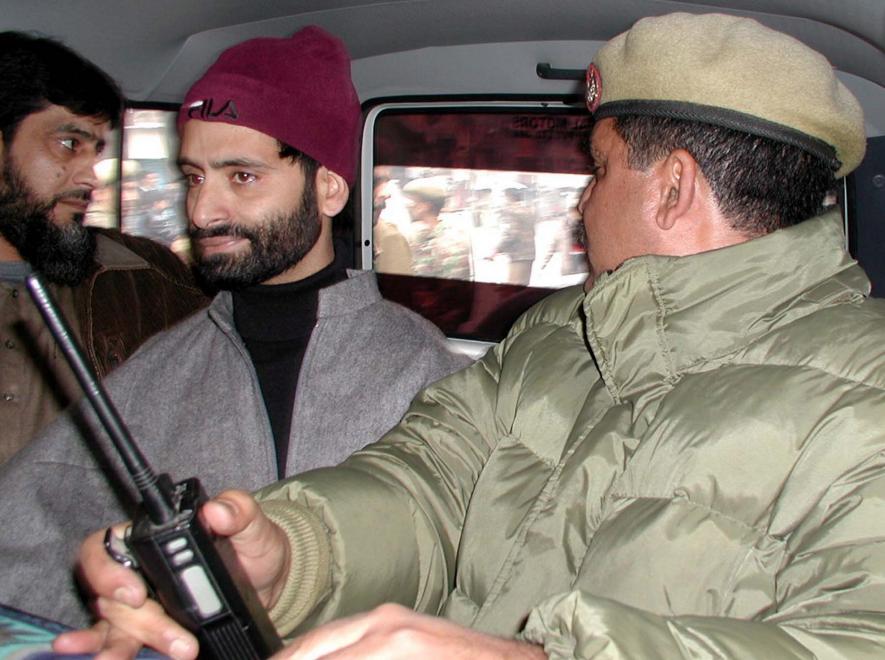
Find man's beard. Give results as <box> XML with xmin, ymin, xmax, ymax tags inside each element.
<box><xmin>0</xmin><ymin>159</ymin><xmax>95</xmax><ymax>286</ymax></box>
<box><xmin>190</xmin><ymin>184</ymin><xmax>322</xmax><ymax>289</ymax></box>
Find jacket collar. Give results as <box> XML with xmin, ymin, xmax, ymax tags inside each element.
<box><xmin>582</xmin><ymin>211</ymin><xmax>869</xmax><ymax>402</ymax></box>
<box><xmin>319</xmin><ymin>269</ymin><xmax>381</xmax><ymax>317</ymax></box>
<box><xmin>93</xmin><ymin>232</ymin><xmax>151</xmax><ymax>269</ymax></box>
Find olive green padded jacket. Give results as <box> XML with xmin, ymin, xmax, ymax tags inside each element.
<box><xmin>258</xmin><ymin>211</ymin><xmax>885</xmax><ymax>658</ymax></box>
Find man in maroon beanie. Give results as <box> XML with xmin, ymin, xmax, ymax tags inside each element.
<box><xmin>0</xmin><ymin>26</ymin><xmax>469</xmax><ymax>628</ymax></box>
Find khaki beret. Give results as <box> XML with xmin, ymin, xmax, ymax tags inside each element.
<box><xmin>587</xmin><ymin>13</ymin><xmax>866</xmax><ymax>177</ymax></box>
<box><xmin>403</xmin><ymin>176</ymin><xmax>449</xmax><ymax>202</ymax></box>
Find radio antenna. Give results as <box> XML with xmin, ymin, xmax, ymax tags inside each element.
<box><xmin>25</xmin><ymin>272</ymin><xmax>174</xmax><ymax>524</ymax></box>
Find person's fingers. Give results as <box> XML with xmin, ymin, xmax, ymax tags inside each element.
<box><xmin>201</xmin><ymin>489</ymin><xmax>291</xmax><ymax>605</ymax></box>
<box><xmin>93</xmin><ymin>621</ymin><xmax>151</xmax><ymax>660</ymax></box>
<box><xmin>53</xmin><ymin>618</ymin><xmax>160</xmax><ymax>660</ymax></box>
<box><xmin>53</xmin><ymin>620</ymin><xmax>110</xmax><ymax>655</ymax></box>
<box><xmin>200</xmin><ymin>489</ymin><xmax>256</xmax><ymax>536</ymax></box>
<box><xmin>93</xmin><ymin>596</ymin><xmax>198</xmax><ymax>660</ymax></box>
<box><xmin>77</xmin><ymin>526</ymin><xmax>147</xmax><ymax>608</ymax></box>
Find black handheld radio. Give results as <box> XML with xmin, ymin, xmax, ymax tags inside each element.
<box><xmin>26</xmin><ymin>273</ymin><xmax>282</xmax><ymax>659</ymax></box>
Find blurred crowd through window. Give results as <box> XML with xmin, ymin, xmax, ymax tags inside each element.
<box><xmin>85</xmin><ymin>108</ymin><xmax>191</xmax><ymax>261</ymax></box>
<box><xmin>373</xmin><ymin>166</ymin><xmax>589</xmax><ymax>288</ymax></box>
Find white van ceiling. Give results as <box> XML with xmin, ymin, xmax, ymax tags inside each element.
<box><xmin>4</xmin><ymin>0</ymin><xmax>884</xmax><ymax>121</ymax></box>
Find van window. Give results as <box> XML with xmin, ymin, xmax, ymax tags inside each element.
<box><xmin>85</xmin><ymin>106</ymin><xmax>191</xmax><ymax>261</ymax></box>
<box><xmin>121</xmin><ymin>108</ymin><xmax>190</xmax><ymax>257</ymax></box>
<box><xmin>363</xmin><ymin>101</ymin><xmax>593</xmax><ymax>342</ymax></box>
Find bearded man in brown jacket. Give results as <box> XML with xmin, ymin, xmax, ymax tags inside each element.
<box><xmin>0</xmin><ymin>32</ymin><xmax>207</xmax><ymax>462</ymax></box>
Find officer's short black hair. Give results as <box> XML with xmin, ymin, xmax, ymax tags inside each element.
<box><xmin>614</xmin><ymin>115</ymin><xmax>836</xmax><ymax>236</ymax></box>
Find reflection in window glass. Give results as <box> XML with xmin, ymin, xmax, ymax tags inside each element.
<box><xmin>121</xmin><ymin>109</ymin><xmax>190</xmax><ymax>261</ymax></box>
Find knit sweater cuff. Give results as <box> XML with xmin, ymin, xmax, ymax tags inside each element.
<box><xmin>260</xmin><ymin>500</ymin><xmax>332</xmax><ymax>637</ymax></box>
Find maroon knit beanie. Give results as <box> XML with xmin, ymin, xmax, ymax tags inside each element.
<box><xmin>178</xmin><ymin>26</ymin><xmax>361</xmax><ymax>185</ymax></box>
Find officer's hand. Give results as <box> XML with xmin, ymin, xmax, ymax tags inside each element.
<box><xmin>53</xmin><ymin>489</ymin><xmax>291</xmax><ymax>660</ymax></box>
<box><xmin>272</xmin><ymin>603</ymin><xmax>547</xmax><ymax>659</ymax></box>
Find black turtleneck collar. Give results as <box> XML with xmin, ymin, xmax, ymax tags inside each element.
<box><xmin>232</xmin><ymin>250</ymin><xmax>347</xmax><ymax>341</ymax></box>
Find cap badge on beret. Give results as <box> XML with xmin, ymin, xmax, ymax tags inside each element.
<box><xmin>185</xmin><ymin>98</ymin><xmax>239</xmax><ymax>122</ymax></box>
<box><xmin>585</xmin><ymin>64</ymin><xmax>602</xmax><ymax>113</ymax></box>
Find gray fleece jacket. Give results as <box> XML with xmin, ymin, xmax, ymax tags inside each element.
<box><xmin>0</xmin><ymin>269</ymin><xmax>470</xmax><ymax>627</ymax></box>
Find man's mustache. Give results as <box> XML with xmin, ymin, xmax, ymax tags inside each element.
<box><xmin>189</xmin><ymin>223</ymin><xmax>254</xmax><ymax>241</ymax></box>
<box><xmin>52</xmin><ymin>188</ymin><xmax>92</xmax><ymax>205</ymax></box>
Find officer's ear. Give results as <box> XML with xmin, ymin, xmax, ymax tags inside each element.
<box><xmin>315</xmin><ymin>167</ymin><xmax>349</xmax><ymax>218</ymax></box>
<box><xmin>654</xmin><ymin>149</ymin><xmax>698</xmax><ymax>231</ymax></box>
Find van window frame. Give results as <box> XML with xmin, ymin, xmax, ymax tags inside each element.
<box><xmin>359</xmin><ymin>95</ymin><xmax>596</xmax><ymax>347</ymax></box>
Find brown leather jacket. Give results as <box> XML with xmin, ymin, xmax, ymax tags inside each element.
<box><xmin>0</xmin><ymin>228</ymin><xmax>208</xmax><ymax>463</ymax></box>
